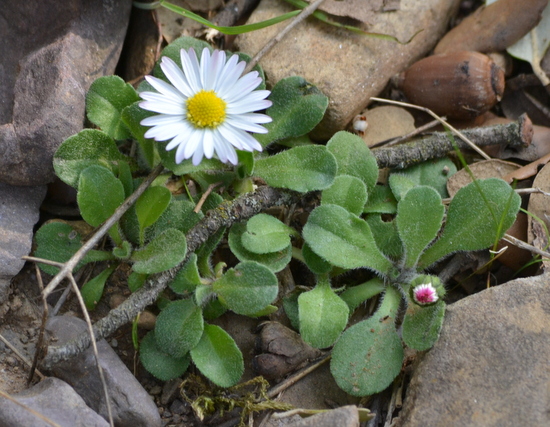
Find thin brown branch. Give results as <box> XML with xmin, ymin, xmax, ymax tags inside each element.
<box><xmin>372</xmin><ymin>114</ymin><xmax>532</xmax><ymax>169</ymax></box>
<box><xmin>41</xmin><ymin>186</ymin><xmax>300</xmax><ymax>368</ymax></box>
<box><xmin>42</xmin><ymin>163</ymin><xmax>164</xmax><ymax>298</ymax></box>
<box><xmin>67</xmin><ymin>273</ymin><xmax>114</xmax><ymax>427</ymax></box>
<box><xmin>27</xmin><ymin>265</ymin><xmax>48</xmax><ymax>386</ymax></box>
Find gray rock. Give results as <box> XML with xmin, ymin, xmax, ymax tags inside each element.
<box><xmin>290</xmin><ymin>405</ymin><xmax>359</xmax><ymax>427</ymax></box>
<box><xmin>45</xmin><ymin>315</ymin><xmax>161</xmax><ymax>427</ymax></box>
<box><xmin>396</xmin><ymin>274</ymin><xmax>550</xmax><ymax>427</ymax></box>
<box><xmin>0</xmin><ymin>183</ymin><xmax>46</xmax><ymax>303</ymax></box>
<box><xmin>0</xmin><ymin>0</ymin><xmax>132</xmax><ymax>186</ymax></box>
<box><xmin>0</xmin><ymin>376</ymin><xmax>109</xmax><ymax>427</ymax></box>
<box><xmin>235</xmin><ymin>0</ymin><xmax>461</xmax><ymax>139</ymax></box>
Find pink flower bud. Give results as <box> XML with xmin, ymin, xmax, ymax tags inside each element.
<box><xmin>412</xmin><ymin>283</ymin><xmax>439</xmax><ymax>305</ymax></box>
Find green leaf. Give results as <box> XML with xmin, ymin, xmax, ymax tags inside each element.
<box><xmin>303</xmin><ymin>204</ymin><xmax>395</xmax><ymax>276</ymax></box>
<box><xmin>157</xmin><ymin>143</ymin><xmax>228</xmax><ymax>176</ymax></box>
<box><xmin>402</xmin><ymin>300</ymin><xmax>446</xmax><ymax>351</ymax></box>
<box><xmin>128</xmin><ymin>271</ymin><xmax>148</xmax><ymax>292</ymax></box>
<box><xmin>155</xmin><ymin>299</ymin><xmax>204</xmax><ymax>358</ymax></box>
<box><xmin>255</xmin><ymin>76</ymin><xmax>328</xmax><ymax>147</ymax></box>
<box><xmin>145</xmin><ymin>197</ymin><xmax>203</xmax><ymax>241</ymax></box>
<box><xmin>33</xmin><ymin>222</ymin><xmax>113</xmax><ymax>275</ymax></box>
<box><xmin>77</xmin><ymin>165</ymin><xmax>125</xmax><ymax>226</ymax></box>
<box><xmin>321</xmin><ymin>175</ymin><xmax>368</xmax><ymax>216</ymax></box>
<box><xmin>388</xmin><ymin>174</ymin><xmax>416</xmax><ymax>201</ymax></box>
<box><xmin>330</xmin><ymin>287</ymin><xmax>403</xmax><ymax>396</ymax></box>
<box><xmin>112</xmin><ymin>240</ymin><xmax>132</xmax><ymax>260</ymax></box>
<box><xmin>86</xmin><ymin>76</ymin><xmax>140</xmax><ymax>140</ymax></box>
<box><xmin>283</xmin><ymin>291</ymin><xmax>301</xmax><ymax>330</ymax></box>
<box><xmin>140</xmin><ymin>331</ymin><xmax>190</xmax><ymax>381</ymax></box>
<box><xmin>135</xmin><ymin>186</ymin><xmax>171</xmax><ymax>244</ymax></box>
<box><xmin>170</xmin><ymin>253</ymin><xmax>202</xmax><ymax>294</ymax></box>
<box><xmin>241</xmin><ymin>214</ymin><xmax>295</xmax><ymax>254</ymax></box>
<box><xmin>419</xmin><ymin>178</ymin><xmax>521</xmax><ymax>268</ymax></box>
<box><xmin>131</xmin><ymin>228</ymin><xmax>187</xmax><ymax>274</ymax></box>
<box><xmin>396</xmin><ymin>186</ymin><xmax>445</xmax><ymax>269</ymax></box>
<box><xmin>228</xmin><ymin>223</ymin><xmax>292</xmax><ymax>273</ymax></box>
<box><xmin>121</xmin><ymin>102</ymin><xmax>159</xmax><ymax>168</ymax></box>
<box><xmin>213</xmin><ymin>261</ymin><xmax>279</xmax><ymax>315</ymax></box>
<box><xmin>254</xmin><ymin>145</ymin><xmax>337</xmax><ymax>192</ymax></box>
<box><xmin>301</xmin><ymin>242</ymin><xmax>332</xmax><ymax>275</ymax></box>
<box><xmin>298</xmin><ymin>278</ymin><xmax>349</xmax><ymax>348</ymax></box>
<box><xmin>365</xmin><ymin>215</ymin><xmax>403</xmax><ymax>259</ymax></box>
<box><xmin>53</xmin><ymin>129</ymin><xmax>127</xmax><ymax>188</ymax></box>
<box><xmin>190</xmin><ymin>324</ymin><xmax>244</xmax><ymax>387</ymax></box>
<box><xmin>81</xmin><ymin>267</ymin><xmax>115</xmax><ymax>311</ymax></box>
<box><xmin>363</xmin><ymin>185</ymin><xmax>397</xmax><ymax>214</ymax></box>
<box><xmin>326</xmin><ymin>131</ymin><xmax>379</xmax><ymax>192</ymax></box>
<box><xmin>394</xmin><ymin>158</ymin><xmax>457</xmax><ymax>198</ymax></box>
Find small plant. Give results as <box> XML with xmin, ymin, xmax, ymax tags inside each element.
<box><xmin>35</xmin><ymin>35</ymin><xmax>520</xmax><ymax>397</ymax></box>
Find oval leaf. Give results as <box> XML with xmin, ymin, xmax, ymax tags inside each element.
<box><xmin>131</xmin><ymin>228</ymin><xmax>187</xmax><ymax>274</ymax></box>
<box><xmin>241</xmin><ymin>213</ymin><xmax>295</xmax><ymax>254</ymax></box>
<box><xmin>190</xmin><ymin>324</ymin><xmax>244</xmax><ymax>387</ymax></box>
<box><xmin>254</xmin><ymin>145</ymin><xmax>337</xmax><ymax>192</ymax></box>
<box><xmin>77</xmin><ymin>165</ymin><xmax>125</xmax><ymax>227</ymax></box>
<box><xmin>321</xmin><ymin>174</ymin><xmax>368</xmax><ymax>216</ymax></box>
<box><xmin>140</xmin><ymin>331</ymin><xmax>191</xmax><ymax>381</ymax></box>
<box><xmin>402</xmin><ymin>301</ymin><xmax>446</xmax><ymax>351</ymax></box>
<box><xmin>213</xmin><ymin>261</ymin><xmax>278</xmax><ymax>315</ymax></box>
<box><xmin>228</xmin><ymin>223</ymin><xmax>292</xmax><ymax>273</ymax></box>
<box><xmin>34</xmin><ymin>222</ymin><xmax>113</xmax><ymax>275</ymax></box>
<box><xmin>302</xmin><ymin>204</ymin><xmax>395</xmax><ymax>276</ymax></box>
<box><xmin>155</xmin><ymin>299</ymin><xmax>204</xmax><ymax>358</ymax></box>
<box><xmin>53</xmin><ymin>129</ymin><xmax>127</xmax><ymax>188</ymax></box>
<box><xmin>254</xmin><ymin>76</ymin><xmax>328</xmax><ymax>147</ymax></box>
<box><xmin>298</xmin><ymin>280</ymin><xmax>349</xmax><ymax>348</ymax></box>
<box><xmin>419</xmin><ymin>178</ymin><xmax>521</xmax><ymax>268</ymax></box>
<box><xmin>136</xmin><ymin>186</ymin><xmax>172</xmax><ymax>239</ymax></box>
<box><xmin>396</xmin><ymin>186</ymin><xmax>444</xmax><ymax>269</ymax></box>
<box><xmin>331</xmin><ymin>316</ymin><xmax>403</xmax><ymax>396</ymax></box>
<box><xmin>81</xmin><ymin>267</ymin><xmax>115</xmax><ymax>311</ymax></box>
<box><xmin>326</xmin><ymin>131</ymin><xmax>378</xmax><ymax>192</ymax></box>
<box><xmin>86</xmin><ymin>75</ymin><xmax>140</xmax><ymax>140</ymax></box>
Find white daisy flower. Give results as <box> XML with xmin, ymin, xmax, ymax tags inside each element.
<box><xmin>139</xmin><ymin>47</ymin><xmax>272</xmax><ymax>166</ymax></box>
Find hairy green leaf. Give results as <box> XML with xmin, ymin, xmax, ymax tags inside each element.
<box><xmin>254</xmin><ymin>145</ymin><xmax>337</xmax><ymax>192</ymax></box>
<box><xmin>140</xmin><ymin>331</ymin><xmax>190</xmax><ymax>381</ymax></box>
<box><xmin>190</xmin><ymin>324</ymin><xmax>244</xmax><ymax>387</ymax></box>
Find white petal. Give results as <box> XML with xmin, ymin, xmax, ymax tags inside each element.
<box><xmin>165</xmin><ymin>122</ymin><xmax>194</xmax><ymax>150</ymax></box>
<box><xmin>160</xmin><ymin>57</ymin><xmax>193</xmax><ymax>97</ymax></box>
<box><xmin>192</xmin><ymin>140</ymin><xmax>205</xmax><ymax>165</ymax></box>
<box><xmin>222</xmin><ymin>73</ymin><xmax>261</xmax><ymax>101</ymax></box>
<box><xmin>174</xmin><ymin>140</ymin><xmax>189</xmax><ymax>164</ymax></box>
<box><xmin>219</xmin><ymin>124</ymin><xmax>262</xmax><ymax>151</ymax></box>
<box><xmin>140</xmin><ymin>114</ymin><xmax>184</xmax><ymax>127</ymax></box>
<box><xmin>144</xmin><ymin>122</ymin><xmax>187</xmax><ymax>141</ymax></box>
<box><xmin>237</xmin><ymin>113</ymin><xmax>272</xmax><ymax>124</ymax></box>
<box><xmin>181</xmin><ymin>48</ymin><xmax>202</xmax><ymax>92</ymax></box>
<box><xmin>143</xmin><ymin>76</ymin><xmax>182</xmax><ymax>103</ymax></box>
<box><xmin>202</xmin><ymin>130</ymin><xmax>215</xmax><ymax>159</ymax></box>
<box><xmin>207</xmin><ymin>50</ymin><xmax>227</xmax><ymax>90</ymax></box>
<box><xmin>184</xmin><ymin>129</ymin><xmax>203</xmax><ymax>160</ymax></box>
<box><xmin>226</xmin><ymin>97</ymin><xmax>272</xmax><ymax>115</ymax></box>
<box><xmin>215</xmin><ymin>54</ymin><xmax>245</xmax><ymax>93</ymax></box>
<box><xmin>199</xmin><ymin>48</ymin><xmax>212</xmax><ymax>89</ymax></box>
<box><xmin>226</xmin><ymin>117</ymin><xmax>269</xmax><ymax>134</ymax></box>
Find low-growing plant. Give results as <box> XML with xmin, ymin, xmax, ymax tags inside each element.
<box><xmin>34</xmin><ymin>35</ymin><xmax>520</xmax><ymax>397</ymax></box>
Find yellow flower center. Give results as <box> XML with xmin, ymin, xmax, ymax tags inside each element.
<box><xmin>186</xmin><ymin>90</ymin><xmax>226</xmax><ymax>128</ymax></box>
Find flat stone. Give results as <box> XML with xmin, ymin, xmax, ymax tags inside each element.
<box><xmin>0</xmin><ymin>183</ymin><xmax>46</xmax><ymax>303</ymax></box>
<box><xmin>235</xmin><ymin>0</ymin><xmax>460</xmax><ymax>139</ymax></box>
<box><xmin>291</xmin><ymin>405</ymin><xmax>359</xmax><ymax>427</ymax></box>
<box><xmin>0</xmin><ymin>377</ymin><xmax>109</xmax><ymax>427</ymax></box>
<box><xmin>45</xmin><ymin>315</ymin><xmax>161</xmax><ymax>427</ymax></box>
<box><xmin>396</xmin><ymin>274</ymin><xmax>550</xmax><ymax>427</ymax></box>
<box><xmin>0</xmin><ymin>0</ymin><xmax>132</xmax><ymax>186</ymax></box>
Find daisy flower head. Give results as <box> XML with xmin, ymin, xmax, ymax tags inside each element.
<box><xmin>139</xmin><ymin>47</ymin><xmax>272</xmax><ymax>166</ymax></box>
